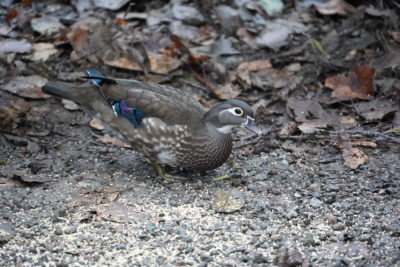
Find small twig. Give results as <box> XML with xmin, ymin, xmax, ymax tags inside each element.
<box><xmin>279</xmin><ymin>135</ymin><xmax>332</xmax><ymax>140</ymax></box>
<box><xmin>330</xmin><ymin>130</ymin><xmax>400</xmax><ymax>144</ymax></box>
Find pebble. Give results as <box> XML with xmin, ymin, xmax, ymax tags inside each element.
<box><xmin>309</xmin><ymin>198</ymin><xmax>323</xmax><ymax>208</ymax></box>
<box><xmin>328</xmin><ymin>216</ymin><xmax>338</xmax><ymax>224</ymax></box>
<box><xmin>286</xmin><ymin>210</ymin><xmax>299</xmax><ymax>219</ymax></box>
<box><xmin>115</xmin><ymin>244</ymin><xmax>126</xmax><ymax>250</ymax></box>
<box><xmin>332</xmin><ymin>223</ymin><xmax>345</xmax><ymax>231</ymax></box>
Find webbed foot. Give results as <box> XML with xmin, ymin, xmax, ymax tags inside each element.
<box><xmin>151</xmin><ymin>161</ymin><xmax>188</xmax><ymax>181</ymax></box>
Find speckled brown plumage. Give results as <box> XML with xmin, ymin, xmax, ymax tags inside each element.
<box><xmin>42</xmin><ymin>72</ymin><xmax>261</xmax><ymax>173</ymax></box>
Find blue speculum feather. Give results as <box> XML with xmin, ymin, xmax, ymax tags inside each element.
<box><xmin>86</xmin><ymin>69</ymin><xmax>104</xmax><ymax>87</ymax></box>
<box><xmin>85</xmin><ymin>69</ymin><xmax>144</xmax><ymax>128</ymax></box>
<box><xmin>112</xmin><ymin>100</ymin><xmax>143</xmax><ymax>128</ymax></box>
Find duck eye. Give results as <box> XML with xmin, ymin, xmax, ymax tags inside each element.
<box><xmin>233</xmin><ymin>108</ymin><xmax>243</xmax><ymax>116</ymax></box>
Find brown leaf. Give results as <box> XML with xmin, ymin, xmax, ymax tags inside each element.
<box><xmin>67</xmin><ymin>17</ymin><xmax>109</xmax><ymax>62</ymax></box>
<box><xmin>0</xmin><ymin>94</ymin><xmax>32</xmax><ymax>134</ymax></box>
<box><xmin>2</xmin><ymin>76</ymin><xmax>49</xmax><ymax>99</ymax></box>
<box><xmin>237</xmin><ymin>60</ymin><xmax>272</xmax><ymax>72</ymax></box>
<box><xmin>340</xmin><ymin>115</ymin><xmax>357</xmax><ymax>127</ymax></box>
<box><xmin>238</xmin><ymin>68</ymin><xmax>291</xmax><ymax>90</ymax></box>
<box><xmin>147</xmin><ymin>51</ymin><xmax>181</xmax><ymax>74</ymax></box>
<box><xmin>68</xmin><ymin>27</ymin><xmax>89</xmax><ymax>54</ymax></box>
<box><xmin>350</xmin><ymin>141</ymin><xmax>377</xmax><ymax>148</ymax></box>
<box><xmin>5</xmin><ymin>8</ymin><xmax>18</xmax><ymax>23</ymax></box>
<box><xmin>279</xmin><ymin>122</ymin><xmax>298</xmax><ymax>137</ymax></box>
<box><xmin>340</xmin><ymin>141</ymin><xmax>368</xmax><ymax>169</ymax></box>
<box><xmin>61</xmin><ymin>99</ymin><xmax>80</xmax><ymax>111</ymax></box>
<box><xmin>325</xmin><ymin>65</ymin><xmax>375</xmax><ymax>101</ymax></box>
<box><xmin>236</xmin><ymin>28</ymin><xmax>257</xmax><ymax>48</ymax></box>
<box><xmin>298</xmin><ymin>120</ymin><xmax>328</xmax><ymax>134</ymax></box>
<box><xmin>90</xmin><ymin>118</ymin><xmax>105</xmax><ymax>130</ymax></box>
<box><xmin>30</xmin><ymin>43</ymin><xmax>58</xmax><ymax>62</ymax></box>
<box><xmin>218</xmin><ymin>83</ymin><xmax>241</xmax><ymax>100</ymax></box>
<box><xmin>103</xmin><ymin>54</ymin><xmax>143</xmax><ymax>71</ymax></box>
<box><xmin>212</xmin><ymin>190</ymin><xmax>244</xmax><ymax>213</ymax></box>
<box><xmin>314</xmin><ymin>0</ymin><xmax>357</xmax><ymax>16</ymax></box>
<box><xmin>22</xmin><ymin>0</ymin><xmax>32</xmax><ymax>7</ymax></box>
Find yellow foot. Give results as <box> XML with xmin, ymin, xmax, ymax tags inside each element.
<box><xmin>211</xmin><ymin>160</ymin><xmax>234</xmax><ymax>181</ymax></box>
<box><xmin>151</xmin><ymin>161</ymin><xmax>187</xmax><ymax>181</ymax></box>
<box><xmin>211</xmin><ymin>174</ymin><xmax>231</xmax><ymax>182</ymax></box>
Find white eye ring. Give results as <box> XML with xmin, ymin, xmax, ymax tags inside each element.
<box><xmin>232</xmin><ymin>107</ymin><xmax>244</xmax><ymax>116</ymax></box>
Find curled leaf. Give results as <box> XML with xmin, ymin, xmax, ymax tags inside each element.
<box><xmin>325</xmin><ymin>65</ymin><xmax>375</xmax><ymax>101</ymax></box>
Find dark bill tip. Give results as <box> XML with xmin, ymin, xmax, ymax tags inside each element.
<box><xmin>244</xmin><ymin>117</ymin><xmax>262</xmax><ymax>135</ymax></box>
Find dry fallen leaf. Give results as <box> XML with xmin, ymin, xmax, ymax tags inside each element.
<box><xmin>92</xmin><ymin>0</ymin><xmax>130</xmax><ymax>10</ymax></box>
<box><xmin>68</xmin><ymin>27</ymin><xmax>90</xmax><ymax>55</ymax></box>
<box><xmin>238</xmin><ymin>67</ymin><xmax>290</xmax><ymax>90</ymax></box>
<box><xmin>325</xmin><ymin>65</ymin><xmax>375</xmax><ymax>101</ymax></box>
<box><xmin>354</xmin><ymin>98</ymin><xmax>399</xmax><ymax>121</ymax></box>
<box><xmin>314</xmin><ymin>0</ymin><xmax>357</xmax><ymax>16</ymax></box>
<box><xmin>31</xmin><ymin>16</ymin><xmax>65</xmax><ymax>36</ymax></box>
<box><xmin>298</xmin><ymin>119</ymin><xmax>328</xmax><ymax>134</ymax></box>
<box><xmin>340</xmin><ymin>141</ymin><xmax>369</xmax><ymax>169</ymax></box>
<box><xmin>212</xmin><ymin>189</ymin><xmax>244</xmax><ymax>213</ymax></box>
<box><xmin>103</xmin><ymin>54</ymin><xmax>142</xmax><ymax>72</ymax></box>
<box><xmin>147</xmin><ymin>51</ymin><xmax>181</xmax><ymax>74</ymax></box>
<box><xmin>90</xmin><ymin>118</ymin><xmax>105</xmax><ymax>130</ymax></box>
<box><xmin>287</xmin><ymin>98</ymin><xmax>339</xmax><ymax>124</ymax></box>
<box><xmin>237</xmin><ymin>60</ymin><xmax>272</xmax><ymax>72</ymax></box>
<box><xmin>170</xmin><ymin>21</ymin><xmax>217</xmax><ymax>45</ymax></box>
<box><xmin>0</xmin><ymin>94</ymin><xmax>32</xmax><ymax>134</ymax></box>
<box><xmin>340</xmin><ymin>115</ymin><xmax>357</xmax><ymax>127</ymax></box>
<box><xmin>218</xmin><ymin>83</ymin><xmax>241</xmax><ymax>100</ymax></box>
<box><xmin>237</xmin><ymin>19</ymin><xmax>307</xmax><ymax>50</ymax></box>
<box><xmin>279</xmin><ymin>122</ymin><xmax>298</xmax><ymax>137</ymax></box>
<box><xmin>369</xmin><ymin>49</ymin><xmax>400</xmax><ymax>70</ymax></box>
<box><xmin>67</xmin><ymin>17</ymin><xmax>110</xmax><ymax>62</ymax></box>
<box><xmin>172</xmin><ymin>4</ymin><xmax>205</xmax><ymax>25</ymax></box>
<box><xmin>61</xmin><ymin>99</ymin><xmax>80</xmax><ymax>111</ymax></box>
<box><xmin>350</xmin><ymin>141</ymin><xmax>377</xmax><ymax>148</ymax></box>
<box><xmin>103</xmin><ymin>50</ymin><xmax>181</xmax><ymax>74</ymax></box>
<box><xmin>30</xmin><ymin>43</ymin><xmax>58</xmax><ymax>62</ymax></box>
<box><xmin>0</xmin><ymin>39</ymin><xmax>31</xmax><ymax>53</ymax></box>
<box><xmin>2</xmin><ymin>76</ymin><xmax>49</xmax><ymax>99</ymax></box>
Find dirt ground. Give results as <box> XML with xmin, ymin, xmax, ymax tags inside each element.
<box><xmin>1</xmin><ymin>99</ymin><xmax>399</xmax><ymax>266</ymax></box>
<box><xmin>1</xmin><ymin>0</ymin><xmax>400</xmax><ymax>266</ymax></box>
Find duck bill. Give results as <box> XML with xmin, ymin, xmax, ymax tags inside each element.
<box><xmin>244</xmin><ymin>117</ymin><xmax>262</xmax><ymax>135</ymax></box>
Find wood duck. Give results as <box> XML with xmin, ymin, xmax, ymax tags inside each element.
<box><xmin>42</xmin><ymin>70</ymin><xmax>261</xmax><ymax>179</ymax></box>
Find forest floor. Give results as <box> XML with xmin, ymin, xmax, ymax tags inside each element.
<box><xmin>1</xmin><ymin>0</ymin><xmax>399</xmax><ymax>266</ymax></box>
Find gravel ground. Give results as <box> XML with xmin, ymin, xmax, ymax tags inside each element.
<box><xmin>1</xmin><ymin>99</ymin><xmax>399</xmax><ymax>266</ymax></box>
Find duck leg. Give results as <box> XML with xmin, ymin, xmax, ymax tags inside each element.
<box><xmin>211</xmin><ymin>174</ymin><xmax>231</xmax><ymax>182</ymax></box>
<box><xmin>150</xmin><ymin>161</ymin><xmax>188</xmax><ymax>181</ymax></box>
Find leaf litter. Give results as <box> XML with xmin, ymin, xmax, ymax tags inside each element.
<box><xmin>1</xmin><ymin>1</ymin><xmax>400</xmax><ymax>264</ymax></box>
